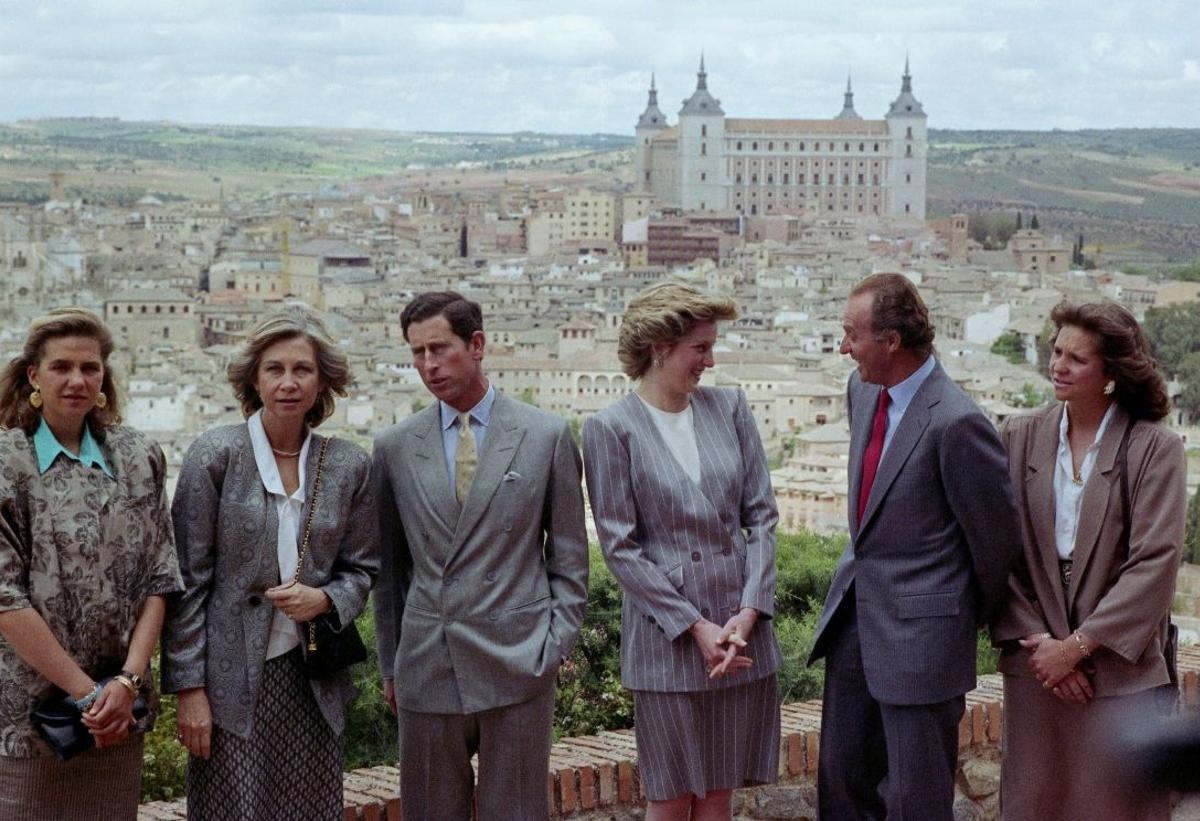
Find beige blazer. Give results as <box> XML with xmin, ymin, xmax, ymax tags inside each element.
<box><xmin>993</xmin><ymin>402</ymin><xmax>1186</xmax><ymax>697</ymax></box>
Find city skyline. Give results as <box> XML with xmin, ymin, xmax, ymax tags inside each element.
<box><xmin>0</xmin><ymin>0</ymin><xmax>1197</xmax><ymax>134</ymax></box>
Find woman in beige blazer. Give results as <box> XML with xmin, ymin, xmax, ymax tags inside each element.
<box><xmin>993</xmin><ymin>301</ymin><xmax>1186</xmax><ymax>821</ymax></box>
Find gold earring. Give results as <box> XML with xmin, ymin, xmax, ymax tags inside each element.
<box><xmin>29</xmin><ymin>386</ymin><xmax>42</xmax><ymax>409</ymax></box>
<box><xmin>94</xmin><ymin>391</ymin><xmax>108</xmax><ymax>409</ymax></box>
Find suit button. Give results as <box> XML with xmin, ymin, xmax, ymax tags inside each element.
<box><xmin>443</xmin><ymin>577</ymin><xmax>453</xmax><ymax>586</ymax></box>
<box><xmin>691</xmin><ymin>551</ymin><xmax>701</xmax><ymax>561</ymax></box>
<box><xmin>647</xmin><ymin>615</ymin><xmax>657</xmax><ymax>624</ymax></box>
<box><xmin>722</xmin><ymin>548</ymin><xmax>732</xmax><ymax>557</ymax></box>
<box><xmin>489</xmin><ymin>612</ymin><xmax>499</xmax><ymax>621</ymax></box>
<box><xmin>248</xmin><ymin>595</ymin><xmax>261</xmax><ymax>606</ymax></box>
<box><xmin>485</xmin><ymin>572</ymin><xmax>495</xmax><ymax>582</ymax></box>
<box><xmin>701</xmin><ymin>607</ymin><xmax>710</xmax><ymax>617</ymax></box>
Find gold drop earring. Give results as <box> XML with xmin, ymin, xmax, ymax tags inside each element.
<box><xmin>29</xmin><ymin>384</ymin><xmax>43</xmax><ymax>409</ymax></box>
<box><xmin>95</xmin><ymin>391</ymin><xmax>108</xmax><ymax>409</ymax></box>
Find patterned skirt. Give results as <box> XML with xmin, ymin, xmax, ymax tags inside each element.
<box><xmin>0</xmin><ymin>735</ymin><xmax>143</xmax><ymax>821</ymax></box>
<box><xmin>632</xmin><ymin>674</ymin><xmax>781</xmax><ymax>802</ymax></box>
<box><xmin>187</xmin><ymin>649</ymin><xmax>343</xmax><ymax>821</ymax></box>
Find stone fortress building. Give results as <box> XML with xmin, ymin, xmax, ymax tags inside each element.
<box><xmin>635</xmin><ymin>56</ymin><xmax>927</xmax><ymax>219</ymax></box>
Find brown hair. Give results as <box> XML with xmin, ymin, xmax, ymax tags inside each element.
<box><xmin>0</xmin><ymin>308</ymin><xmax>122</xmax><ymax>434</ymax></box>
<box><xmin>617</xmin><ymin>282</ymin><xmax>738</xmax><ymax>379</ymax></box>
<box><xmin>850</xmin><ymin>273</ymin><xmax>935</xmax><ymax>356</ymax></box>
<box><xmin>400</xmin><ymin>291</ymin><xmax>483</xmax><ymax>344</ymax></box>
<box><xmin>1050</xmin><ymin>301</ymin><xmax>1170</xmax><ymax>421</ymax></box>
<box><xmin>226</xmin><ymin>307</ymin><xmax>352</xmax><ymax>427</ymax></box>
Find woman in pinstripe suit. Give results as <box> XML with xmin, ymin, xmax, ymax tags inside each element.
<box><xmin>582</xmin><ymin>283</ymin><xmax>782</xmax><ymax>821</ymax></box>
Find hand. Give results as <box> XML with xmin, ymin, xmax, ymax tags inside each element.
<box><xmin>265</xmin><ymin>581</ymin><xmax>332</xmax><ymax>622</ymax></box>
<box><xmin>383</xmin><ymin>678</ymin><xmax>397</xmax><ymax>716</ymax></box>
<box><xmin>82</xmin><ymin>680</ymin><xmax>134</xmax><ymax>748</ymax></box>
<box><xmin>177</xmin><ymin>688</ymin><xmax>214</xmax><ymax>759</ymax></box>
<box><xmin>1049</xmin><ymin>669</ymin><xmax>1094</xmax><ymax>704</ymax></box>
<box><xmin>710</xmin><ymin>608</ymin><xmax>758</xmax><ymax>677</ymax></box>
<box><xmin>689</xmin><ymin>618</ymin><xmax>752</xmax><ymax>679</ymax></box>
<box><xmin>1019</xmin><ymin>634</ymin><xmax>1078</xmax><ymax>687</ymax></box>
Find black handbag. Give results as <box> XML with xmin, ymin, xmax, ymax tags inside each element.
<box><xmin>294</xmin><ymin>437</ymin><xmax>368</xmax><ymax>680</ymax></box>
<box><xmin>30</xmin><ymin>679</ymin><xmax>148</xmax><ymax>761</ymax></box>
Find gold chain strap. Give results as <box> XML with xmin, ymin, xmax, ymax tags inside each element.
<box><xmin>292</xmin><ymin>436</ymin><xmax>329</xmax><ymax>651</ymax></box>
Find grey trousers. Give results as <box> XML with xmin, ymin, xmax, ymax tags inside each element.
<box><xmin>817</xmin><ymin>599</ymin><xmax>965</xmax><ymax>821</ymax></box>
<box><xmin>398</xmin><ymin>685</ymin><xmax>555</xmax><ymax>821</ymax></box>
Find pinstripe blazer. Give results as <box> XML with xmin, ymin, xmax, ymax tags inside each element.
<box><xmin>161</xmin><ymin>424</ymin><xmax>379</xmax><ymax>737</ymax></box>
<box><xmin>582</xmin><ymin>386</ymin><xmax>782</xmax><ymax>692</ymax></box>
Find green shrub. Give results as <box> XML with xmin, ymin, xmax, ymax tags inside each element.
<box><xmin>141</xmin><ymin>685</ymin><xmax>187</xmax><ymax>802</ymax></box>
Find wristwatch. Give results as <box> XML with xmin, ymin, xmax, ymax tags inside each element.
<box><xmin>120</xmin><ymin>670</ymin><xmax>144</xmax><ymax>690</ymax></box>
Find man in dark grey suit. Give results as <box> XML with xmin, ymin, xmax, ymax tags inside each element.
<box><xmin>809</xmin><ymin>273</ymin><xmax>1020</xmax><ymax>820</ymax></box>
<box><xmin>372</xmin><ymin>292</ymin><xmax>589</xmax><ymax>820</ymax></box>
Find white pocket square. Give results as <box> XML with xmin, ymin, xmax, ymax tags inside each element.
<box><xmin>503</xmin><ymin>471</ymin><xmax>523</xmax><ymax>482</ymax></box>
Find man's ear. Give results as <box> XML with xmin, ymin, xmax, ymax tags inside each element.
<box><xmin>470</xmin><ymin>330</ymin><xmax>486</xmax><ymax>359</ymax></box>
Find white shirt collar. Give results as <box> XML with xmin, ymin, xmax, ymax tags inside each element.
<box><xmin>247</xmin><ymin>409</ymin><xmax>312</xmax><ymax>500</ymax></box>
<box><xmin>1057</xmin><ymin>401</ymin><xmax>1117</xmax><ymax>455</ymax></box>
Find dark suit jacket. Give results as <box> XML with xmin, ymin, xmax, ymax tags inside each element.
<box><xmin>371</xmin><ymin>392</ymin><xmax>589</xmax><ymax>715</ymax></box>
<box><xmin>810</xmin><ymin>363</ymin><xmax>1021</xmax><ymax>705</ymax></box>
<box><xmin>993</xmin><ymin>402</ymin><xmax>1185</xmax><ymax>696</ymax></box>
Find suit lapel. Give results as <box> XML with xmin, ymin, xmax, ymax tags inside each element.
<box><xmin>408</xmin><ymin>406</ymin><xmax>459</xmax><ymax>535</ymax></box>
<box><xmin>1065</xmin><ymin>405</ymin><xmax>1127</xmax><ymax>608</ymax></box>
<box><xmin>847</xmin><ymin>376</ymin><xmax>875</xmax><ymax>536</ymax></box>
<box><xmin>857</xmin><ymin>368</ymin><xmax>940</xmax><ymax>533</ymax></box>
<box><xmin>449</xmin><ymin>394</ymin><xmax>525</xmax><ymax>560</ymax></box>
<box><xmin>1024</xmin><ymin>404</ymin><xmax>1068</xmax><ymax>620</ymax></box>
<box><xmin>628</xmin><ymin>391</ymin><xmax>724</xmax><ymax>524</ymax></box>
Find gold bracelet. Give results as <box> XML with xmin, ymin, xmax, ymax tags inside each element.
<box><xmin>1059</xmin><ymin>641</ymin><xmax>1071</xmax><ymax>669</ymax></box>
<box><xmin>1072</xmin><ymin>632</ymin><xmax>1091</xmax><ymax>659</ymax></box>
<box><xmin>113</xmin><ymin>674</ymin><xmax>138</xmax><ymax>699</ymax></box>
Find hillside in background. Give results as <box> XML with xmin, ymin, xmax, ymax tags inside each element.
<box><xmin>2</xmin><ymin>119</ymin><xmax>1198</xmax><ymax>262</ymax></box>
<box><xmin>929</xmin><ymin>128</ymin><xmax>1200</xmax><ymax>263</ymax></box>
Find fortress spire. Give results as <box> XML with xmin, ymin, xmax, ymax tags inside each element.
<box><xmin>835</xmin><ymin>71</ymin><xmax>861</xmax><ymax>119</ymax></box>
<box><xmin>637</xmin><ymin>71</ymin><xmax>667</xmax><ymax>128</ymax></box>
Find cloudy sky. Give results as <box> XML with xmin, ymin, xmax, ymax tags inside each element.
<box><xmin>1</xmin><ymin>0</ymin><xmax>1196</xmax><ymax>134</ymax></box>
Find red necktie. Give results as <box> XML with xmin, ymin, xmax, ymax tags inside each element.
<box><xmin>857</xmin><ymin>388</ymin><xmax>891</xmax><ymax>523</ymax></box>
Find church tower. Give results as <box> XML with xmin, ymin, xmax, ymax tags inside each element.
<box><xmin>835</xmin><ymin>74</ymin><xmax>860</xmax><ymax>120</ymax></box>
<box><xmin>885</xmin><ymin>55</ymin><xmax>927</xmax><ymax>219</ymax></box>
<box><xmin>634</xmin><ymin>74</ymin><xmax>668</xmax><ymax>192</ymax></box>
<box><xmin>677</xmin><ymin>55</ymin><xmax>725</xmax><ymax>212</ymax></box>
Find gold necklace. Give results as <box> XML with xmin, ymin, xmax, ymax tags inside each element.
<box><xmin>272</xmin><ymin>446</ymin><xmax>301</xmax><ymax>458</ymax></box>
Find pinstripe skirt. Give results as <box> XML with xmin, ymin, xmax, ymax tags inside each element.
<box><xmin>632</xmin><ymin>674</ymin><xmax>780</xmax><ymax>802</ymax></box>
<box><xmin>0</xmin><ymin>735</ymin><xmax>144</xmax><ymax>821</ymax></box>
<box><xmin>186</xmin><ymin>648</ymin><xmax>343</xmax><ymax>821</ymax></box>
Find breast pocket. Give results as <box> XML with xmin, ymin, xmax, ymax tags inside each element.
<box><xmin>896</xmin><ymin>591</ymin><xmax>959</xmax><ymax>620</ymax></box>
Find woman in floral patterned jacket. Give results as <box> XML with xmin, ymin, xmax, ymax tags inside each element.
<box><xmin>0</xmin><ymin>308</ymin><xmax>183</xmax><ymax>820</ymax></box>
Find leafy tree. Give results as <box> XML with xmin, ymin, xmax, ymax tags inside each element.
<box><xmin>1176</xmin><ymin>352</ymin><xmax>1200</xmax><ymax>421</ymax></box>
<box><xmin>1143</xmin><ymin>302</ymin><xmax>1200</xmax><ymax>376</ymax></box>
<box><xmin>990</xmin><ymin>332</ymin><xmax>1026</xmax><ymax>365</ymax></box>
<box><xmin>1185</xmin><ymin>482</ymin><xmax>1200</xmax><ymax>565</ymax></box>
<box><xmin>1030</xmin><ymin>213</ymin><xmax>1040</xmax><ymax>230</ymax></box>
<box><xmin>1035</xmin><ymin>318</ymin><xmax>1057</xmax><ymax>369</ymax></box>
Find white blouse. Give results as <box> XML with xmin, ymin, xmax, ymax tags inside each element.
<box><xmin>637</xmin><ymin>395</ymin><xmax>701</xmax><ymax>485</ymax></box>
<box><xmin>1053</xmin><ymin>402</ymin><xmax>1116</xmax><ymax>560</ymax></box>
<box><xmin>247</xmin><ymin>410</ymin><xmax>313</xmax><ymax>661</ymax></box>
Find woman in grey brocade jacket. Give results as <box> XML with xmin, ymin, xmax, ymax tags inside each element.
<box><xmin>161</xmin><ymin>309</ymin><xmax>378</xmax><ymax>821</ymax></box>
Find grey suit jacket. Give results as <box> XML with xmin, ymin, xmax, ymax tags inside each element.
<box><xmin>371</xmin><ymin>392</ymin><xmax>589</xmax><ymax>714</ymax></box>
<box><xmin>582</xmin><ymin>387</ymin><xmax>782</xmax><ymax>692</ymax></box>
<box><xmin>993</xmin><ymin>403</ymin><xmax>1185</xmax><ymax>697</ymax></box>
<box><xmin>161</xmin><ymin>424</ymin><xmax>379</xmax><ymax>737</ymax></box>
<box><xmin>809</xmin><ymin>363</ymin><xmax>1021</xmax><ymax>705</ymax></box>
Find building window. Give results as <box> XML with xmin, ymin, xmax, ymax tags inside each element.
<box><xmin>859</xmin><ymin>142</ymin><xmax>865</xmax><ymax>151</ymax></box>
<box><xmin>905</xmin><ymin>203</ymin><xmax>911</xmax><ymax>213</ymax></box>
<box><xmin>767</xmin><ymin>174</ymin><xmax>773</xmax><ymax>184</ymax></box>
<box><xmin>828</xmin><ymin>174</ymin><xmax>834</xmax><ymax>184</ymax></box>
<box><xmin>645</xmin><ymin>171</ymin><xmax>651</xmax><ymax>181</ymax></box>
<box><xmin>701</xmin><ymin>124</ymin><xmax>707</xmax><ymax>137</ymax></box>
<box><xmin>784</xmin><ymin>142</ymin><xmax>790</xmax><ymax>150</ymax></box>
<box><xmin>768</xmin><ymin>141</ymin><xmax>774</xmax><ymax>150</ymax></box>
<box><xmin>906</xmin><ymin>173</ymin><xmax>912</xmax><ymax>183</ymax></box>
<box><xmin>799</xmin><ymin>173</ymin><xmax>806</xmax><ymax>184</ymax></box>
<box><xmin>700</xmin><ymin>172</ymin><xmax>706</xmax><ymax>181</ymax></box>
<box><xmin>799</xmin><ymin>142</ymin><xmax>805</xmax><ymax>151</ymax></box>
<box><xmin>737</xmin><ymin>141</ymin><xmax>742</xmax><ymax>150</ymax></box>
<box><xmin>752</xmin><ymin>141</ymin><xmax>758</xmax><ymax>150</ymax></box>
<box><xmin>844</xmin><ymin>142</ymin><xmax>850</xmax><ymax>151</ymax></box>
<box><xmin>906</xmin><ymin>145</ymin><xmax>913</xmax><ymax>157</ymax></box>
<box><xmin>874</xmin><ymin>142</ymin><xmax>880</xmax><ymax>152</ymax></box>
<box><xmin>140</xmin><ymin>305</ymin><xmax>147</xmax><ymax>313</ymax></box>
<box><xmin>701</xmin><ymin>143</ymin><xmax>706</xmax><ymax>155</ymax></box>
<box><xmin>857</xmin><ymin>173</ymin><xmax>864</xmax><ymax>184</ymax></box>
<box><xmin>906</xmin><ymin>126</ymin><xmax>913</xmax><ymax>138</ymax></box>
<box><xmin>783</xmin><ymin>173</ymin><xmax>790</xmax><ymax>184</ymax></box>
<box><xmin>752</xmin><ymin>174</ymin><xmax>758</xmax><ymax>183</ymax></box>
<box><xmin>736</xmin><ymin>173</ymin><xmax>743</xmax><ymax>183</ymax></box>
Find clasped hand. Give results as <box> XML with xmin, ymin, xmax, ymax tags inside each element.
<box><xmin>690</xmin><ymin>608</ymin><xmax>758</xmax><ymax>678</ymax></box>
<box><xmin>265</xmin><ymin>580</ymin><xmax>331</xmax><ymax>622</ymax></box>
<box><xmin>81</xmin><ymin>680</ymin><xmax>136</xmax><ymax>748</ymax></box>
<box><xmin>1018</xmin><ymin>633</ymin><xmax>1094</xmax><ymax>704</ymax></box>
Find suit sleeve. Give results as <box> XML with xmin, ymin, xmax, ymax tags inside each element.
<box><xmin>1077</xmin><ymin>429</ymin><xmax>1185</xmax><ymax>663</ymax></box>
<box><xmin>940</xmin><ymin>411</ymin><xmax>1022</xmax><ymax>624</ymax></box>
<box><xmin>540</xmin><ymin>421</ymin><xmax>590</xmax><ymax>663</ymax></box>
<box><xmin>733</xmin><ymin>390</ymin><xmax>778</xmax><ymax>618</ymax></box>
<box><xmin>320</xmin><ymin>448</ymin><xmax>379</xmax><ymax>632</ymax></box>
<box><xmin>990</xmin><ymin>416</ymin><xmax>1049</xmax><ymax>643</ymax></box>
<box><xmin>370</xmin><ymin>436</ymin><xmax>411</xmax><ymax>683</ymax></box>
<box><xmin>582</xmin><ymin>413</ymin><xmax>702</xmax><ymax>640</ymax></box>
<box><xmin>161</xmin><ymin>437</ymin><xmax>224</xmax><ymax>693</ymax></box>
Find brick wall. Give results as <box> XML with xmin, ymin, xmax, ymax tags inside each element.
<box><xmin>139</xmin><ymin>647</ymin><xmax>1200</xmax><ymax>821</ymax></box>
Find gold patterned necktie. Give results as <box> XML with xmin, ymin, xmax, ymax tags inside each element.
<box><xmin>455</xmin><ymin>411</ymin><xmax>477</xmax><ymax>504</ymax></box>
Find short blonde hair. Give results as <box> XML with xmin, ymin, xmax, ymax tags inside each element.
<box><xmin>617</xmin><ymin>282</ymin><xmax>738</xmax><ymax>379</ymax></box>
<box><xmin>227</xmin><ymin>308</ymin><xmax>352</xmax><ymax>427</ymax></box>
<box><xmin>0</xmin><ymin>308</ymin><xmax>123</xmax><ymax>434</ymax></box>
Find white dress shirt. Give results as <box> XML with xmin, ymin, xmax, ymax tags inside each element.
<box><xmin>880</xmin><ymin>355</ymin><xmax>937</xmax><ymax>459</ymax></box>
<box><xmin>248</xmin><ymin>409</ymin><xmax>313</xmax><ymax>660</ymax></box>
<box><xmin>1053</xmin><ymin>402</ymin><xmax>1116</xmax><ymax>560</ymax></box>
<box><xmin>637</xmin><ymin>395</ymin><xmax>701</xmax><ymax>485</ymax></box>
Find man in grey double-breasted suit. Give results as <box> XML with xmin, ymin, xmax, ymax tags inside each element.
<box><xmin>372</xmin><ymin>291</ymin><xmax>589</xmax><ymax>821</ymax></box>
<box><xmin>808</xmin><ymin>274</ymin><xmax>1020</xmax><ymax>821</ymax></box>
